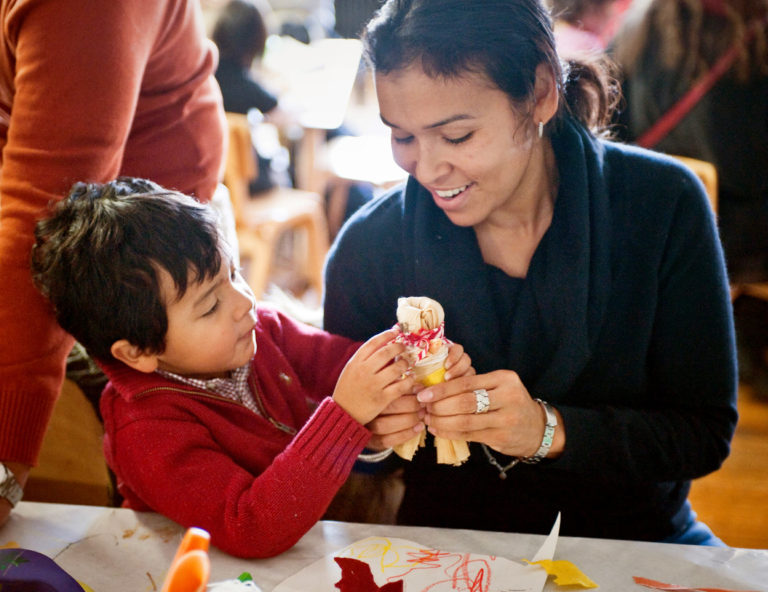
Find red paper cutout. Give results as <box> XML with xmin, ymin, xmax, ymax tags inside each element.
<box><xmin>633</xmin><ymin>575</ymin><xmax>761</xmax><ymax>592</ymax></box>
<box><xmin>334</xmin><ymin>557</ymin><xmax>404</xmax><ymax>592</ymax></box>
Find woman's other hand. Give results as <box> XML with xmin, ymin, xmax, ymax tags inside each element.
<box><xmin>443</xmin><ymin>342</ymin><xmax>475</xmax><ymax>380</ymax></box>
<box><xmin>417</xmin><ymin>370</ymin><xmax>565</xmax><ymax>459</ymax></box>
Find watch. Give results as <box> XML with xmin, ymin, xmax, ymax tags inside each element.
<box><xmin>0</xmin><ymin>463</ymin><xmax>23</xmax><ymax>507</ymax></box>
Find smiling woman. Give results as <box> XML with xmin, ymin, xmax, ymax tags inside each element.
<box><xmin>323</xmin><ymin>0</ymin><xmax>738</xmax><ymax>547</ymax></box>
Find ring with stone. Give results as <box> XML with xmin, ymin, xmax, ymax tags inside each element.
<box><xmin>474</xmin><ymin>388</ymin><xmax>490</xmax><ymax>414</ymax></box>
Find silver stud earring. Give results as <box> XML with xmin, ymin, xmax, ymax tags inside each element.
<box><xmin>538</xmin><ymin>121</ymin><xmax>544</xmax><ymax>139</ymax></box>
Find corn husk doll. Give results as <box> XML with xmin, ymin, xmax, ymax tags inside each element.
<box><xmin>392</xmin><ymin>296</ymin><xmax>470</xmax><ymax>466</ymax></box>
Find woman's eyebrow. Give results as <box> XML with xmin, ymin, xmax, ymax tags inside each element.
<box><xmin>380</xmin><ymin>113</ymin><xmax>474</xmax><ymax>130</ymax></box>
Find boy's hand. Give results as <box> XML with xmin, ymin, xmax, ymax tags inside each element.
<box><xmin>332</xmin><ymin>329</ymin><xmax>416</xmax><ymax>426</ymax></box>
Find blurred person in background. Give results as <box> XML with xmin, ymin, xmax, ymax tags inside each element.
<box><xmin>213</xmin><ymin>0</ymin><xmax>293</xmax><ymax>193</ymax></box>
<box><xmin>612</xmin><ymin>0</ymin><xmax>768</xmax><ymax>398</ymax></box>
<box><xmin>212</xmin><ymin>0</ymin><xmax>374</xmax><ymax>221</ymax></box>
<box><xmin>549</xmin><ymin>0</ymin><xmax>632</xmax><ymax>57</ymax></box>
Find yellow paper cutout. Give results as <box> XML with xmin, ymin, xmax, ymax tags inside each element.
<box><xmin>77</xmin><ymin>583</ymin><xmax>95</xmax><ymax>592</ymax></box>
<box><xmin>0</xmin><ymin>541</ymin><xmax>19</xmax><ymax>549</ymax></box>
<box><xmin>421</xmin><ymin>367</ymin><xmax>446</xmax><ymax>387</ymax></box>
<box><xmin>525</xmin><ymin>559</ymin><xmax>598</xmax><ymax>588</ymax></box>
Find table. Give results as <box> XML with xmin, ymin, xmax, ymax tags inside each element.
<box><xmin>259</xmin><ymin>36</ymin><xmax>363</xmax><ymax>194</ymax></box>
<box><xmin>2</xmin><ymin>502</ymin><xmax>766</xmax><ymax>591</ymax></box>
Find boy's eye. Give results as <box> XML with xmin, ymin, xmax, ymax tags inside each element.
<box><xmin>446</xmin><ymin>132</ymin><xmax>473</xmax><ymax>145</ymax></box>
<box><xmin>392</xmin><ymin>134</ymin><xmax>414</xmax><ymax>145</ymax></box>
<box><xmin>203</xmin><ymin>299</ymin><xmax>220</xmax><ymax>317</ymax></box>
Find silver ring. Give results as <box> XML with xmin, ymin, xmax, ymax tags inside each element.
<box><xmin>474</xmin><ymin>388</ymin><xmax>490</xmax><ymax>414</ymax></box>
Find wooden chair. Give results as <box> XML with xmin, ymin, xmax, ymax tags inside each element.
<box><xmin>223</xmin><ymin>112</ymin><xmax>329</xmax><ymax>301</ymax></box>
<box><xmin>672</xmin><ymin>155</ymin><xmax>718</xmax><ymax>213</ymax></box>
<box><xmin>25</xmin><ymin>379</ymin><xmax>114</xmax><ymax>506</ymax></box>
<box><xmin>671</xmin><ymin>155</ymin><xmax>768</xmax><ymax>301</ymax></box>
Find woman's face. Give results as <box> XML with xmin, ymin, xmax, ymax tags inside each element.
<box><xmin>376</xmin><ymin>64</ymin><xmax>543</xmax><ymax>228</ymax></box>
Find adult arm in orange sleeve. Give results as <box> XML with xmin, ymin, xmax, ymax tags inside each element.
<box><xmin>0</xmin><ymin>0</ymin><xmax>173</xmax><ymax>525</ymax></box>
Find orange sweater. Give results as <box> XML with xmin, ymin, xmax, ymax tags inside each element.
<box><xmin>0</xmin><ymin>0</ymin><xmax>226</xmax><ymax>465</ymax></box>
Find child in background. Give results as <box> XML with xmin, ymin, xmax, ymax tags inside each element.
<box><xmin>30</xmin><ymin>177</ymin><xmax>471</xmax><ymax>558</ymax></box>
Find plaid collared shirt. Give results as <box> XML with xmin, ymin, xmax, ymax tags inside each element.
<box><xmin>156</xmin><ymin>362</ymin><xmax>261</xmax><ymax>416</ymax></box>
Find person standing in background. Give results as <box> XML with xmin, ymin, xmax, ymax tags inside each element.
<box><xmin>0</xmin><ymin>0</ymin><xmax>226</xmax><ymax>526</ymax></box>
<box><xmin>611</xmin><ymin>0</ymin><xmax>768</xmax><ymax>397</ymax></box>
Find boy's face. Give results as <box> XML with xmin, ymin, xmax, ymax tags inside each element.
<box><xmin>155</xmin><ymin>258</ymin><xmax>258</xmax><ymax>379</ymax></box>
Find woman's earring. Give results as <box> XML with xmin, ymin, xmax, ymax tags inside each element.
<box><xmin>538</xmin><ymin>121</ymin><xmax>544</xmax><ymax>139</ymax></box>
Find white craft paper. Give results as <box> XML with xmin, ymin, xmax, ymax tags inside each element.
<box><xmin>273</xmin><ymin>514</ymin><xmax>560</xmax><ymax>592</ymax></box>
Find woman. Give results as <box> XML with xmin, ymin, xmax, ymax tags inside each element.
<box><xmin>323</xmin><ymin>0</ymin><xmax>738</xmax><ymax>545</ymax></box>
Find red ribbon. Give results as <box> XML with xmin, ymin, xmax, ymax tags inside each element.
<box><xmin>392</xmin><ymin>322</ymin><xmax>449</xmax><ymax>362</ymax></box>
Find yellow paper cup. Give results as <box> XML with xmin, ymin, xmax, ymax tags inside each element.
<box><xmin>411</xmin><ymin>346</ymin><xmax>449</xmax><ymax>386</ymax></box>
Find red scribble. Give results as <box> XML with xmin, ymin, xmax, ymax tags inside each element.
<box><xmin>633</xmin><ymin>576</ymin><xmax>761</xmax><ymax>592</ymax></box>
<box><xmin>447</xmin><ymin>555</ymin><xmax>491</xmax><ymax>592</ymax></box>
<box><xmin>406</xmin><ymin>549</ymin><xmax>454</xmax><ymax>569</ymax></box>
<box><xmin>344</xmin><ymin>540</ymin><xmax>500</xmax><ymax>592</ymax></box>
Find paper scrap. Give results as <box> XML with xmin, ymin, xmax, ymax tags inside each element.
<box><xmin>525</xmin><ymin>559</ymin><xmax>598</xmax><ymax>588</ymax></box>
<box><xmin>334</xmin><ymin>557</ymin><xmax>403</xmax><ymax>592</ymax></box>
<box><xmin>633</xmin><ymin>575</ymin><xmax>761</xmax><ymax>592</ymax></box>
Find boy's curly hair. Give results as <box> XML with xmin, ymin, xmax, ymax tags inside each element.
<box><xmin>31</xmin><ymin>177</ymin><xmax>223</xmax><ymax>361</ymax></box>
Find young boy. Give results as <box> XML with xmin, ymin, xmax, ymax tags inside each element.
<box><xmin>30</xmin><ymin>177</ymin><xmax>470</xmax><ymax>558</ymax></box>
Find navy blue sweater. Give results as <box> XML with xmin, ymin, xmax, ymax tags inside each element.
<box><xmin>323</xmin><ymin>118</ymin><xmax>738</xmax><ymax>542</ymax></box>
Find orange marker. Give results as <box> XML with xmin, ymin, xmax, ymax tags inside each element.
<box><xmin>161</xmin><ymin>527</ymin><xmax>211</xmax><ymax>592</ymax></box>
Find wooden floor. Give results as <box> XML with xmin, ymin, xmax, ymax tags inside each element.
<box><xmin>688</xmin><ymin>383</ymin><xmax>768</xmax><ymax>549</ymax></box>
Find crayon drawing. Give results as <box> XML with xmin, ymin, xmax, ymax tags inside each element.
<box><xmin>273</xmin><ymin>515</ymin><xmax>560</xmax><ymax>592</ymax></box>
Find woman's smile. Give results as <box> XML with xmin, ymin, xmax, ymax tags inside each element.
<box><xmin>434</xmin><ymin>184</ymin><xmax>471</xmax><ymax>199</ymax></box>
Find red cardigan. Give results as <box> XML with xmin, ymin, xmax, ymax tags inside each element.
<box><xmin>100</xmin><ymin>307</ymin><xmax>369</xmax><ymax>558</ymax></box>
<box><xmin>0</xmin><ymin>0</ymin><xmax>226</xmax><ymax>466</ymax></box>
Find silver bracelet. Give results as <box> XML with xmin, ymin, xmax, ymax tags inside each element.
<box><xmin>521</xmin><ymin>399</ymin><xmax>557</xmax><ymax>465</ymax></box>
<box><xmin>357</xmin><ymin>448</ymin><xmax>394</xmax><ymax>462</ymax></box>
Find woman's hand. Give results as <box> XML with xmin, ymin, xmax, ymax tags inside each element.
<box><xmin>442</xmin><ymin>342</ymin><xmax>475</xmax><ymax>380</ymax></box>
<box><xmin>416</xmin><ymin>369</ymin><xmax>565</xmax><ymax>459</ymax></box>
<box><xmin>332</xmin><ymin>329</ymin><xmax>417</xmax><ymax>427</ymax></box>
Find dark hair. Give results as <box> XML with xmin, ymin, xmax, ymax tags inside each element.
<box><xmin>30</xmin><ymin>177</ymin><xmax>223</xmax><ymax>361</ymax></box>
<box><xmin>363</xmin><ymin>0</ymin><xmax>619</xmax><ymax>134</ymax></box>
<box><xmin>212</xmin><ymin>0</ymin><xmax>269</xmax><ymax>65</ymax></box>
<box><xmin>613</xmin><ymin>0</ymin><xmax>768</xmax><ymax>86</ymax></box>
